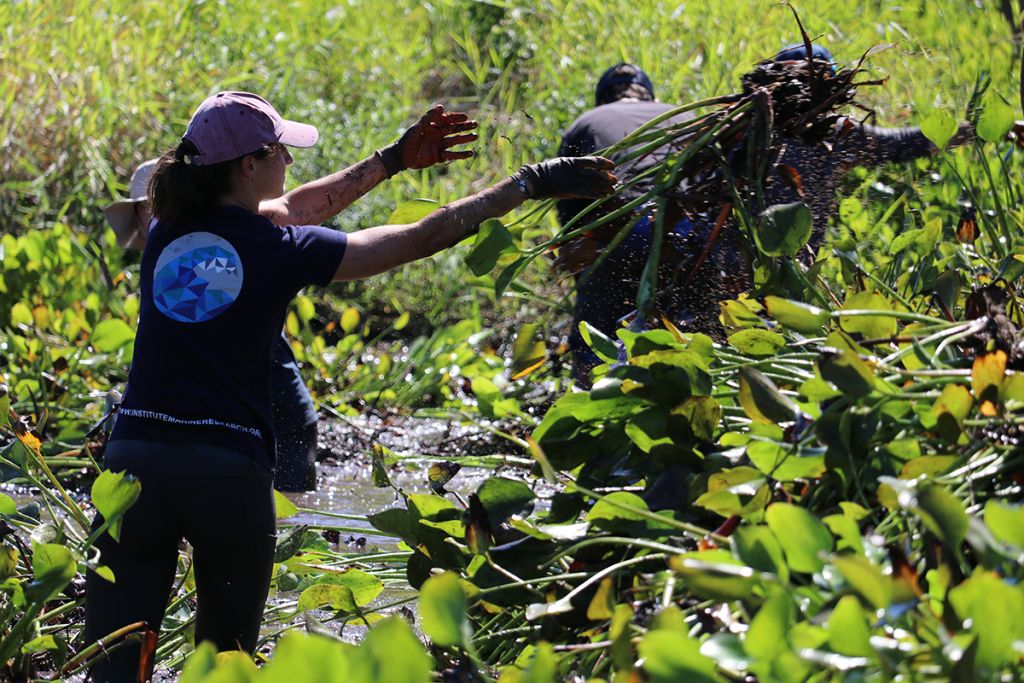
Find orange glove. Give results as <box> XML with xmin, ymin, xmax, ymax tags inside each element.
<box><xmin>377</xmin><ymin>104</ymin><xmax>478</xmax><ymax>176</ymax></box>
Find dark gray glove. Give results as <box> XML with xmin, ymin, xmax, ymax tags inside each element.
<box><xmin>513</xmin><ymin>156</ymin><xmax>616</xmax><ymax>200</ymax></box>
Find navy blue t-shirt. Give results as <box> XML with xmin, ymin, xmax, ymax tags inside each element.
<box><xmin>111</xmin><ymin>205</ymin><xmax>347</xmax><ymax>470</ymax></box>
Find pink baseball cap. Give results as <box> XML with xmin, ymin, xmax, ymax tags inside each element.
<box><xmin>182</xmin><ymin>91</ymin><xmax>319</xmax><ymax>166</ymax></box>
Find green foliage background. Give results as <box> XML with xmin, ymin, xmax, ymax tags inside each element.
<box><xmin>1</xmin><ymin>1</ymin><xmax>1023</xmax><ymax>682</ymax></box>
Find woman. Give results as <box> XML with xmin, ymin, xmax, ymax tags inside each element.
<box><xmin>103</xmin><ymin>99</ymin><xmax>475</xmax><ymax>492</ymax></box>
<box><xmin>84</xmin><ymin>90</ymin><xmax>615</xmax><ymax>681</ymax></box>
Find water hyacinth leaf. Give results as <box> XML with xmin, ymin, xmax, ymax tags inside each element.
<box><xmin>587</xmin><ymin>491</ymin><xmax>649</xmax><ymax>531</ymax></box>
<box><xmin>916</xmin><ymin>482</ymin><xmax>968</xmax><ymax>548</ymax></box>
<box><xmin>920</xmin><ymin>109</ymin><xmax>958</xmax><ymax>150</ymax></box>
<box><xmin>408</xmin><ymin>493</ymin><xmax>458</xmax><ymax>520</ymax></box>
<box><xmin>466</xmin><ymin>218</ymin><xmax>518</xmax><ymax>276</ymax></box>
<box><xmin>91</xmin><ymin>470</ymin><xmax>141</xmax><ymax>542</ymax></box>
<box><xmin>90</xmin><ymin>319</ymin><xmax>135</xmax><ymax>352</ymax></box>
<box><xmin>900</xmin><ymin>455</ymin><xmax>957</xmax><ymax>479</ymax></box>
<box><xmin>818</xmin><ymin>349</ymin><xmax>876</xmax><ymax>399</ymax></box>
<box><xmin>764</xmin><ymin>296</ymin><xmax>830</xmax><ymax>334</ymax></box>
<box><xmin>669</xmin><ymin>551</ymin><xmax>759</xmax><ymax>601</ymax></box>
<box><xmin>21</xmin><ymin>635</ymin><xmax>58</xmax><ymax>654</ymax></box>
<box><xmin>586</xmin><ymin>577</ymin><xmax>615</xmax><ymax>621</ymax></box>
<box><xmin>511</xmin><ymin>323</ymin><xmax>546</xmax><ymax>379</ymax></box>
<box><xmin>476</xmin><ymin>477</ymin><xmax>534</xmax><ymax>527</ymax></box>
<box><xmin>727</xmin><ymin>329</ymin><xmax>785</xmax><ymax>357</ymax></box>
<box><xmin>577</xmin><ymin>321</ymin><xmax>619</xmax><ymax>363</ymax></box>
<box><xmin>10</xmin><ymin>302</ymin><xmax>35</xmax><ymax>328</ymax></box>
<box><xmin>976</xmin><ymin>95</ymin><xmax>1015</xmax><ymax>143</ymax></box>
<box><xmin>274</xmin><ymin>490</ymin><xmax>298</xmax><ymax>519</ymax></box>
<box><xmin>498</xmin><ymin>642</ymin><xmax>558</xmax><ymax>683</ymax></box>
<box><xmin>753</xmin><ymin>202</ymin><xmax>813</xmax><ymax>257</ymax></box>
<box><xmin>747</xmin><ymin>441</ymin><xmax>824</xmax><ymax>481</ymax></box>
<box><xmin>839</xmin><ymin>291</ymin><xmax>897</xmax><ymax>339</ymax></box>
<box><xmin>890</xmin><ymin>217</ymin><xmax>941</xmax><ymax>258</ymax></box>
<box><xmin>697</xmin><ymin>482</ymin><xmax>770</xmax><ymax>521</ymax></box>
<box><xmin>349</xmin><ymin>617</ymin><xmax>434</xmax><ymax>683</ymax></box>
<box><xmin>745</xmin><ymin>591</ymin><xmax>792</xmax><ymax>661</ymax></box>
<box><xmin>972</xmin><ymin>350</ymin><xmax>1006</xmax><ymax>416</ymax></box>
<box><xmin>738</xmin><ymin>367</ymin><xmax>799</xmax><ymax>425</ymax></box>
<box><xmin>932</xmin><ymin>383</ymin><xmax>973</xmax><ymax>442</ymax></box>
<box><xmin>367</xmin><ymin>508</ymin><xmax>417</xmax><ymax>543</ymax></box>
<box><xmin>733</xmin><ymin>525</ymin><xmax>789</xmax><ymax>583</ymax></box>
<box><xmin>419</xmin><ymin>571</ymin><xmax>468</xmax><ymax>648</ymax></box>
<box><xmin>720</xmin><ymin>298</ymin><xmax>764</xmax><ymax>330</ymax></box>
<box><xmin>947</xmin><ymin>571</ymin><xmax>1024</xmax><ymax>671</ymax></box>
<box><xmin>301</xmin><ymin>569</ymin><xmax>383</xmax><ymax>609</ymax></box>
<box><xmin>984</xmin><ymin>501</ymin><xmax>1024</xmax><ymax>548</ymax></box>
<box><xmin>27</xmin><ymin>543</ymin><xmax>76</xmax><ymax>602</ymax></box>
<box><xmin>700</xmin><ymin>634</ymin><xmax>748</xmax><ymax>673</ymax></box>
<box><xmin>0</xmin><ymin>544</ymin><xmax>18</xmax><ymax>581</ymax></box>
<box><xmin>765</xmin><ymin>503</ymin><xmax>833</xmax><ymax>574</ymax></box>
<box><xmin>670</xmin><ymin>396</ymin><xmax>722</xmax><ymax>442</ymax></box>
<box><xmin>495</xmin><ymin>256</ymin><xmax>531</xmax><ymax>297</ymax></box>
<box><xmin>827</xmin><ymin>595</ymin><xmax>874</xmax><ymax>658</ymax></box>
<box><xmin>696</xmin><ymin>467</ymin><xmax>769</xmax><ymax>519</ymax></box>
<box><xmin>799</xmin><ymin>376</ymin><xmax>842</xmax><ymax>402</ymax></box>
<box><xmin>598</xmin><ymin>604</ymin><xmax>632</xmax><ymax>672</ymax></box>
<box><xmin>637</xmin><ymin>629</ymin><xmax>723</xmax><ymax>683</ymax></box>
<box><xmin>625</xmin><ymin>409</ymin><xmax>673</xmax><ymax>453</ymax></box>
<box><xmin>824</xmin><ymin>514</ymin><xmax>865</xmax><ymax>555</ymax></box>
<box><xmin>831</xmin><ymin>554</ymin><xmax>890</xmax><ymax>610</ymax></box>
<box><xmin>419</xmin><ymin>518</ymin><xmax>465</xmax><ymax>537</ymax></box>
<box><xmin>274</xmin><ymin>524</ymin><xmax>308</xmax><ymax>563</ymax></box>
<box><xmin>258</xmin><ymin>631</ymin><xmax>351</xmax><ymax>682</ymax></box>
<box><xmin>294</xmin><ymin>295</ymin><xmax>315</xmax><ymax>324</ymax></box>
<box><xmin>629</xmin><ymin>348</ymin><xmax>712</xmax><ymax>396</ymax></box>
<box><xmin>297</xmin><ymin>583</ymin><xmax>358</xmax><ymax>612</ymax></box>
<box><xmin>387</xmin><ymin>198</ymin><xmax>439</xmax><ymax>224</ymax></box>
<box><xmin>1002</xmin><ymin>372</ymin><xmax>1024</xmax><ymax>406</ymax></box>
<box><xmin>393</xmin><ymin>311</ymin><xmax>410</xmax><ymax>331</ymax></box>
<box><xmin>340</xmin><ymin>307</ymin><xmax>360</xmax><ymax>334</ymax></box>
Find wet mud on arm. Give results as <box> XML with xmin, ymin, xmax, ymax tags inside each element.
<box><xmin>333</xmin><ymin>178</ymin><xmax>526</xmax><ymax>281</ymax></box>
<box><xmin>259</xmin><ymin>154</ymin><xmax>389</xmax><ymax>227</ymax></box>
<box><xmin>843</xmin><ymin>119</ymin><xmax>973</xmax><ymax>169</ymax></box>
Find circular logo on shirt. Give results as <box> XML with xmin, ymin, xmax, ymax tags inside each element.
<box><xmin>153</xmin><ymin>232</ymin><xmax>244</xmax><ymax>323</ymax></box>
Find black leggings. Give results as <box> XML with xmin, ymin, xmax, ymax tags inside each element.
<box><xmin>84</xmin><ymin>440</ymin><xmax>276</xmax><ymax>683</ymax></box>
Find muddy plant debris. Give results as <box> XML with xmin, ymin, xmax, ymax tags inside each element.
<box><xmin>739</xmin><ymin>57</ymin><xmax>861</xmax><ymax>142</ymax></box>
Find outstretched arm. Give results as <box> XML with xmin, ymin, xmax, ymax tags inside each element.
<box><xmin>260</xmin><ymin>105</ymin><xmax>478</xmax><ymax>226</ymax></box>
<box><xmin>333</xmin><ymin>157</ymin><xmax>617</xmax><ymax>281</ymax></box>
<box><xmin>842</xmin><ymin>118</ymin><xmax>972</xmax><ymax>169</ymax></box>
<box><xmin>259</xmin><ymin>155</ymin><xmax>389</xmax><ymax>226</ymax></box>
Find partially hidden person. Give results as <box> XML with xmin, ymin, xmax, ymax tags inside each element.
<box><xmin>556</xmin><ymin>50</ymin><xmax>972</xmax><ymax>381</ymax></box>
<box><xmin>84</xmin><ymin>90</ymin><xmax>615</xmax><ymax>682</ymax></box>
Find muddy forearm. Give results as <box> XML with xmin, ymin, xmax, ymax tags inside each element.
<box><xmin>852</xmin><ymin>121</ymin><xmax>972</xmax><ymax>167</ymax></box>
<box><xmin>334</xmin><ymin>178</ymin><xmax>525</xmax><ymax>280</ymax></box>
<box><xmin>260</xmin><ymin>154</ymin><xmax>388</xmax><ymax>226</ymax></box>
<box><xmin>414</xmin><ymin>178</ymin><xmax>525</xmax><ymax>251</ymax></box>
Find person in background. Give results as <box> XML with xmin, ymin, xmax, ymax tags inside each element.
<box><xmin>556</xmin><ymin>50</ymin><xmax>972</xmax><ymax>380</ymax></box>
<box><xmin>85</xmin><ymin>90</ymin><xmax>615</xmax><ymax>682</ymax></box>
<box><xmin>555</xmin><ymin>63</ymin><xmax>695</xmax><ymax>381</ymax></box>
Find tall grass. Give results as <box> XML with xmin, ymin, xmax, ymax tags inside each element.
<box><xmin>0</xmin><ymin>0</ymin><xmax>1019</xmax><ymax>331</ymax></box>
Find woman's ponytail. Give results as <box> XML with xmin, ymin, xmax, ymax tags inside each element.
<box><xmin>148</xmin><ymin>139</ymin><xmax>237</xmax><ymax>227</ymax></box>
